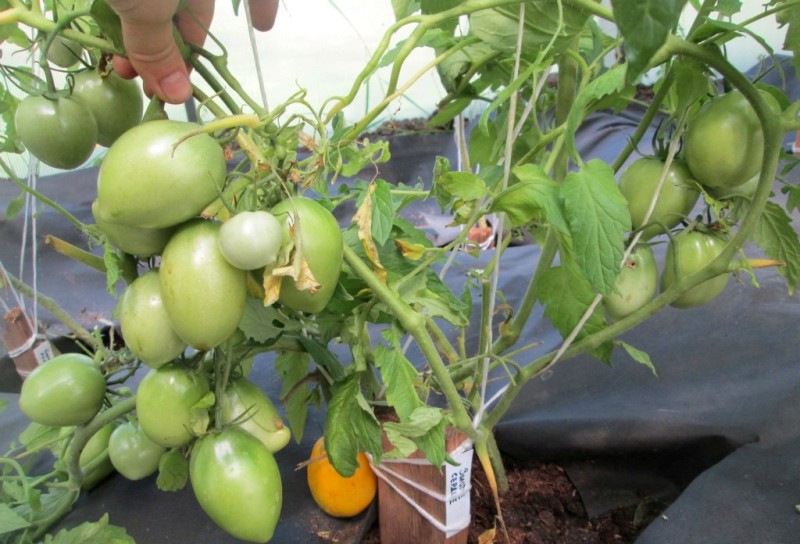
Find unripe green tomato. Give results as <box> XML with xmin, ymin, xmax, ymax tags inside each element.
<box><xmin>135</xmin><ymin>363</ymin><xmax>210</xmax><ymax>448</ymax></box>
<box><xmin>684</xmin><ymin>90</ymin><xmax>779</xmax><ymax>190</ymax></box>
<box><xmin>604</xmin><ymin>245</ymin><xmax>658</xmax><ymax>321</ymax></box>
<box><xmin>219</xmin><ymin>378</ymin><xmax>291</xmax><ymax>453</ymax></box>
<box><xmin>96</xmin><ymin>120</ymin><xmax>226</xmax><ymax>229</ymax></box>
<box><xmin>79</xmin><ymin>422</ymin><xmax>119</xmax><ymax>490</ymax></box>
<box><xmin>46</xmin><ymin>35</ymin><xmax>83</xmax><ymax>68</ymax></box>
<box><xmin>15</xmin><ymin>96</ymin><xmax>98</xmax><ymax>170</ymax></box>
<box><xmin>619</xmin><ymin>158</ymin><xmax>700</xmax><ymax>240</ymax></box>
<box><xmin>92</xmin><ymin>200</ymin><xmax>174</xmax><ymax>258</ymax></box>
<box><xmin>661</xmin><ymin>229</ymin><xmax>729</xmax><ymax>308</ymax></box>
<box><xmin>118</xmin><ymin>270</ymin><xmax>186</xmax><ymax>368</ymax></box>
<box><xmin>218</xmin><ymin>211</ymin><xmax>283</xmax><ymax>270</ymax></box>
<box><xmin>19</xmin><ymin>353</ymin><xmax>106</xmax><ymax>426</ymax></box>
<box><xmin>190</xmin><ymin>428</ymin><xmax>282</xmax><ymax>543</ymax></box>
<box><xmin>270</xmin><ymin>197</ymin><xmax>343</xmax><ymax>314</ymax></box>
<box><xmin>70</xmin><ymin>70</ymin><xmax>144</xmax><ymax>147</ymax></box>
<box><xmin>159</xmin><ymin>220</ymin><xmax>247</xmax><ymax>350</ymax></box>
<box><xmin>108</xmin><ymin>421</ymin><xmax>166</xmax><ymax>480</ymax></box>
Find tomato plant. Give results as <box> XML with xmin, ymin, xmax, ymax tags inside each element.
<box><xmin>661</xmin><ymin>227</ymin><xmax>730</xmax><ymax>309</ymax></box>
<box><xmin>270</xmin><ymin>197</ymin><xmax>343</xmax><ymax>313</ymax></box>
<box><xmin>604</xmin><ymin>244</ymin><xmax>658</xmax><ymax>321</ymax></box>
<box><xmin>19</xmin><ymin>353</ymin><xmax>106</xmax><ymax>427</ymax></box>
<box><xmin>118</xmin><ymin>269</ymin><xmax>186</xmax><ymax>368</ymax></box>
<box><xmin>14</xmin><ymin>95</ymin><xmax>97</xmax><ymax>169</ymax></box>
<box><xmin>95</xmin><ymin>120</ymin><xmax>227</xmax><ymax>229</ymax></box>
<box><xmin>108</xmin><ymin>421</ymin><xmax>167</xmax><ymax>481</ymax></box>
<box><xmin>190</xmin><ymin>428</ymin><xmax>282</xmax><ymax>543</ymax></box>
<box><xmin>218</xmin><ymin>210</ymin><xmax>283</xmax><ymax>270</ymax></box>
<box><xmin>135</xmin><ymin>363</ymin><xmax>211</xmax><ymax>448</ymax></box>
<box><xmin>159</xmin><ymin>219</ymin><xmax>247</xmax><ymax>350</ymax></box>
<box><xmin>70</xmin><ymin>69</ymin><xmax>144</xmax><ymax>147</ymax></box>
<box><xmin>3</xmin><ymin>1</ymin><xmax>800</xmax><ymax>542</ymax></box>
<box><xmin>618</xmin><ymin>158</ymin><xmax>700</xmax><ymax>239</ymax></box>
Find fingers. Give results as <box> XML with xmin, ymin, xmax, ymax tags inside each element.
<box><xmin>248</xmin><ymin>0</ymin><xmax>279</xmax><ymax>32</ymax></box>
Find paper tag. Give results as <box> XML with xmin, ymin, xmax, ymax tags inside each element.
<box><xmin>444</xmin><ymin>447</ymin><xmax>473</xmax><ymax>537</ymax></box>
<box><xmin>32</xmin><ymin>341</ymin><xmax>55</xmax><ymax>365</ymax></box>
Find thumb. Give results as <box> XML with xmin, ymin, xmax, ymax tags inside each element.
<box><xmin>118</xmin><ymin>18</ymin><xmax>192</xmax><ymax>104</ymax></box>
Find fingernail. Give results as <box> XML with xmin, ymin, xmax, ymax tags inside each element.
<box><xmin>159</xmin><ymin>71</ymin><xmax>192</xmax><ymax>103</ymax></box>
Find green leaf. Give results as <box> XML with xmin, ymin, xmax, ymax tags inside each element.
<box><xmin>615</xmin><ymin>340</ymin><xmax>657</xmax><ymax>376</ymax></box>
<box><xmin>325</xmin><ymin>374</ymin><xmax>382</xmax><ymax>477</ymax></box>
<box><xmin>89</xmin><ymin>0</ymin><xmax>124</xmax><ymax>52</ymax></box>
<box><xmin>19</xmin><ymin>422</ymin><xmax>62</xmax><ymax>452</ymax></box>
<box><xmin>375</xmin><ymin>344</ymin><xmax>423</xmax><ymax>421</ymax></box>
<box><xmin>297</xmin><ymin>335</ymin><xmax>346</xmax><ymax>382</ymax></box>
<box><xmin>752</xmin><ymin>201</ymin><xmax>800</xmax><ymax>295</ymax></box>
<box><xmin>189</xmin><ymin>392</ymin><xmax>213</xmax><ymax>436</ymax></box>
<box><xmin>538</xmin><ymin>265</ymin><xmax>611</xmax><ymax>362</ymax></box>
<box><xmin>566</xmin><ymin>64</ymin><xmax>627</xmax><ymax>161</ymax></box>
<box><xmin>392</xmin><ymin>0</ymin><xmax>420</xmax><ymax>19</ymax></box>
<box><xmin>491</xmin><ymin>165</ymin><xmax>568</xmax><ymax>232</ymax></box>
<box><xmin>0</xmin><ymin>503</ymin><xmax>31</xmax><ymax>535</ymax></box>
<box><xmin>275</xmin><ymin>351</ymin><xmax>312</xmax><ymax>443</ymax></box>
<box><xmin>611</xmin><ymin>0</ymin><xmax>688</xmax><ymax>81</ymax></box>
<box><xmin>238</xmin><ymin>297</ymin><xmax>293</xmax><ymax>343</ymax></box>
<box><xmin>4</xmin><ymin>191</ymin><xmax>24</xmax><ymax>220</ymax></box>
<box><xmin>434</xmin><ymin>171</ymin><xmax>488</xmax><ymax>203</ymax></box>
<box><xmin>371</xmin><ymin>179</ymin><xmax>394</xmax><ymax>246</ymax></box>
<box><xmin>41</xmin><ymin>514</ymin><xmax>134</xmax><ymax>544</ymax></box>
<box><xmin>560</xmin><ymin>160</ymin><xmax>631</xmax><ymax>296</ymax></box>
<box><xmin>156</xmin><ymin>449</ymin><xmax>189</xmax><ymax>492</ymax></box>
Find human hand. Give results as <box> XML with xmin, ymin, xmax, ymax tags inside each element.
<box><xmin>107</xmin><ymin>0</ymin><xmax>279</xmax><ymax>104</ymax></box>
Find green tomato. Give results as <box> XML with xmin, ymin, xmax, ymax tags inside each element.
<box><xmin>219</xmin><ymin>211</ymin><xmax>283</xmax><ymax>270</ymax></box>
<box><xmin>708</xmin><ymin>173</ymin><xmax>760</xmax><ymax>200</ymax></box>
<box><xmin>46</xmin><ymin>35</ymin><xmax>83</xmax><ymax>68</ymax></box>
<box><xmin>95</xmin><ymin>120</ymin><xmax>226</xmax><ymax>229</ymax></box>
<box><xmin>604</xmin><ymin>244</ymin><xmax>658</xmax><ymax>321</ymax></box>
<box><xmin>270</xmin><ymin>197</ymin><xmax>343</xmax><ymax>313</ymax></box>
<box><xmin>159</xmin><ymin>220</ymin><xmax>247</xmax><ymax>350</ymax></box>
<box><xmin>118</xmin><ymin>269</ymin><xmax>186</xmax><ymax>369</ymax></box>
<box><xmin>684</xmin><ymin>90</ymin><xmax>778</xmax><ymax>190</ymax></box>
<box><xmin>19</xmin><ymin>353</ymin><xmax>106</xmax><ymax>426</ymax></box>
<box><xmin>136</xmin><ymin>363</ymin><xmax>210</xmax><ymax>448</ymax></box>
<box><xmin>190</xmin><ymin>428</ymin><xmax>282</xmax><ymax>543</ymax></box>
<box><xmin>71</xmin><ymin>69</ymin><xmax>143</xmax><ymax>147</ymax></box>
<box><xmin>15</xmin><ymin>96</ymin><xmax>98</xmax><ymax>170</ymax></box>
<box><xmin>108</xmin><ymin>421</ymin><xmax>166</xmax><ymax>480</ymax></box>
<box><xmin>79</xmin><ymin>422</ymin><xmax>118</xmax><ymax>490</ymax></box>
<box><xmin>661</xmin><ymin>229</ymin><xmax>729</xmax><ymax>308</ymax></box>
<box><xmin>619</xmin><ymin>158</ymin><xmax>700</xmax><ymax>239</ymax></box>
<box><xmin>92</xmin><ymin>200</ymin><xmax>174</xmax><ymax>258</ymax></box>
<box><xmin>219</xmin><ymin>378</ymin><xmax>291</xmax><ymax>453</ymax></box>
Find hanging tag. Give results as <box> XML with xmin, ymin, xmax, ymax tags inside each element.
<box><xmin>444</xmin><ymin>446</ymin><xmax>473</xmax><ymax>537</ymax></box>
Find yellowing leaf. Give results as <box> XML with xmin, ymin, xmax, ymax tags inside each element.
<box><xmin>353</xmin><ymin>183</ymin><xmax>387</xmax><ymax>283</ymax></box>
<box><xmin>395</xmin><ymin>239</ymin><xmax>427</xmax><ymax>260</ymax></box>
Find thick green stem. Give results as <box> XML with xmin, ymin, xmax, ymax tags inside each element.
<box><xmin>342</xmin><ymin>244</ymin><xmax>478</xmax><ymax>442</ymax></box>
<box><xmin>64</xmin><ymin>396</ymin><xmax>137</xmax><ymax>490</ymax></box>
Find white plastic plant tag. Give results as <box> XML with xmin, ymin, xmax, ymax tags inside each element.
<box><xmin>32</xmin><ymin>340</ymin><xmax>55</xmax><ymax>365</ymax></box>
<box><xmin>444</xmin><ymin>446</ymin><xmax>473</xmax><ymax>537</ymax></box>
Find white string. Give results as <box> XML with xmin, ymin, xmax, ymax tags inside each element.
<box><xmin>242</xmin><ymin>0</ymin><xmax>270</xmax><ymax>111</ymax></box>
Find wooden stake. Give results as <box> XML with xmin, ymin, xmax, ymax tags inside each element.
<box><xmin>3</xmin><ymin>307</ymin><xmax>57</xmax><ymax>380</ymax></box>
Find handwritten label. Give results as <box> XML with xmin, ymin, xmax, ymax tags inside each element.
<box><xmin>444</xmin><ymin>447</ymin><xmax>473</xmax><ymax>537</ymax></box>
<box><xmin>33</xmin><ymin>341</ymin><xmax>55</xmax><ymax>365</ymax></box>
